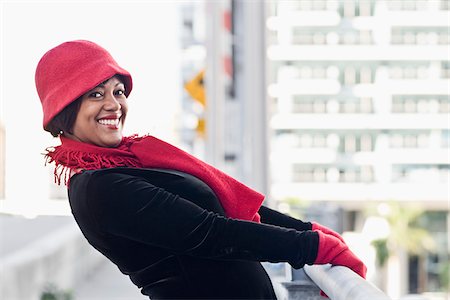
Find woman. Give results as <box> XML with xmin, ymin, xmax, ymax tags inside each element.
<box><xmin>35</xmin><ymin>40</ymin><xmax>366</xmax><ymax>299</ymax></box>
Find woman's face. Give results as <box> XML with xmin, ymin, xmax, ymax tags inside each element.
<box><xmin>66</xmin><ymin>76</ymin><xmax>128</xmax><ymax>147</ymax></box>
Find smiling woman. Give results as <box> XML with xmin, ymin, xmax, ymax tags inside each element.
<box><xmin>35</xmin><ymin>40</ymin><xmax>366</xmax><ymax>299</ymax></box>
<box><xmin>64</xmin><ymin>77</ymin><xmax>128</xmax><ymax>148</ymax></box>
<box><xmin>36</xmin><ymin>40</ymin><xmax>132</xmax><ymax>147</ymax></box>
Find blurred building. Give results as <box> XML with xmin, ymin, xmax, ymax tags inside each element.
<box><xmin>185</xmin><ymin>1</ymin><xmax>269</xmax><ymax>195</ymax></box>
<box><xmin>266</xmin><ymin>0</ymin><xmax>449</xmax><ymax>297</ymax></box>
<box><xmin>179</xmin><ymin>2</ymin><xmax>207</xmax><ymax>157</ymax></box>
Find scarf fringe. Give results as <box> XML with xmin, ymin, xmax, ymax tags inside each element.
<box><xmin>45</xmin><ymin>144</ymin><xmax>143</xmax><ymax>185</ymax></box>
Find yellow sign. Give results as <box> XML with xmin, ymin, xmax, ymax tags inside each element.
<box><xmin>196</xmin><ymin>117</ymin><xmax>206</xmax><ymax>137</ymax></box>
<box><xmin>184</xmin><ymin>70</ymin><xmax>206</xmax><ymax>107</ymax></box>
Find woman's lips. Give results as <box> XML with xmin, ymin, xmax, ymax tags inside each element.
<box><xmin>97</xmin><ymin>116</ymin><xmax>121</xmax><ymax>129</ymax></box>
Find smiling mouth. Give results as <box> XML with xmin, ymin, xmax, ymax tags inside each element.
<box><xmin>97</xmin><ymin>116</ymin><xmax>121</xmax><ymax>128</ymax></box>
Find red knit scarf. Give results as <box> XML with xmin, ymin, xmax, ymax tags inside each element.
<box><xmin>45</xmin><ymin>135</ymin><xmax>263</xmax><ymax>222</ymax></box>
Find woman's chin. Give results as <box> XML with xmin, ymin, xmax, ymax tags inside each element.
<box><xmin>106</xmin><ymin>138</ymin><xmax>123</xmax><ymax>148</ymax></box>
<box><xmin>99</xmin><ymin>134</ymin><xmax>123</xmax><ymax>148</ymax></box>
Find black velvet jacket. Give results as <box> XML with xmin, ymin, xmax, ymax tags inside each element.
<box><xmin>68</xmin><ymin>167</ymin><xmax>318</xmax><ymax>299</ymax></box>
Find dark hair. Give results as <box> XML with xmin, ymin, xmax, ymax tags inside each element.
<box><xmin>45</xmin><ymin>97</ymin><xmax>82</xmax><ymax>137</ymax></box>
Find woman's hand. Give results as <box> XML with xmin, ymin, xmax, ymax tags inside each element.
<box><xmin>314</xmin><ymin>230</ymin><xmax>367</xmax><ymax>279</ymax></box>
<box><xmin>313</xmin><ymin>231</ymin><xmax>367</xmax><ymax>298</ymax></box>
<box><xmin>312</xmin><ymin>222</ymin><xmax>346</xmax><ymax>244</ymax></box>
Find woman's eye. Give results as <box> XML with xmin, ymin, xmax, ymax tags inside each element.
<box><xmin>90</xmin><ymin>92</ymin><xmax>102</xmax><ymax>98</ymax></box>
<box><xmin>115</xmin><ymin>89</ymin><xmax>125</xmax><ymax>96</ymax></box>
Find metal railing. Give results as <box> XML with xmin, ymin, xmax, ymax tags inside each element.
<box><xmin>303</xmin><ymin>264</ymin><xmax>391</xmax><ymax>300</ymax></box>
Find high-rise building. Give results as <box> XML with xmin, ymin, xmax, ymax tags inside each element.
<box><xmin>266</xmin><ymin>0</ymin><xmax>449</xmax><ymax>297</ymax></box>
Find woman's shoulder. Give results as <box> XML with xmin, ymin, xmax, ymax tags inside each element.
<box><xmin>72</xmin><ymin>167</ymin><xmax>193</xmax><ymax>184</ymax></box>
<box><xmin>68</xmin><ymin>168</ymin><xmax>162</xmax><ymax>212</ymax></box>
<box><xmin>70</xmin><ymin>167</ymin><xmax>219</xmax><ymax>209</ymax></box>
<box><xmin>68</xmin><ymin>167</ymin><xmax>148</xmax><ymax>196</ymax></box>
<box><xmin>70</xmin><ymin>167</ymin><xmax>212</xmax><ymax>192</ymax></box>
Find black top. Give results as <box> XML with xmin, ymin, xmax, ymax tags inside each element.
<box><xmin>68</xmin><ymin>167</ymin><xmax>318</xmax><ymax>299</ymax></box>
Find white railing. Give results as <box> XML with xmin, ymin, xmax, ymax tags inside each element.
<box><xmin>304</xmin><ymin>264</ymin><xmax>391</xmax><ymax>300</ymax></box>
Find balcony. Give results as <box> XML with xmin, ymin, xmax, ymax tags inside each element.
<box><xmin>271</xmin><ymin>182</ymin><xmax>449</xmax><ymax>205</ymax></box>
<box><xmin>269</xmin><ymin>79</ymin><xmax>450</xmax><ymax>97</ymax></box>
<box><xmin>270</xmin><ymin>113</ymin><xmax>449</xmax><ymax>130</ymax></box>
<box><xmin>353</xmin><ymin>11</ymin><xmax>450</xmax><ymax>28</ymax></box>
<box><xmin>270</xmin><ymin>149</ymin><xmax>450</xmax><ymax>165</ymax></box>
<box><xmin>267</xmin><ymin>45</ymin><xmax>450</xmax><ymax>61</ymax></box>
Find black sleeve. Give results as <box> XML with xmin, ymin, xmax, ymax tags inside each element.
<box><xmin>258</xmin><ymin>205</ymin><xmax>312</xmax><ymax>232</ymax></box>
<box><xmin>86</xmin><ymin>172</ymin><xmax>318</xmax><ymax>269</ymax></box>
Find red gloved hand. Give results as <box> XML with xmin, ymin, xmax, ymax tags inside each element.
<box><xmin>314</xmin><ymin>231</ymin><xmax>367</xmax><ymax>279</ymax></box>
<box><xmin>312</xmin><ymin>222</ymin><xmax>346</xmax><ymax>244</ymax></box>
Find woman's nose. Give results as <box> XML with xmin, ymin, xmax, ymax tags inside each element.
<box><xmin>103</xmin><ymin>93</ymin><xmax>121</xmax><ymax>111</ymax></box>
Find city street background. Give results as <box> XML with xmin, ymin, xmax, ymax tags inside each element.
<box><xmin>0</xmin><ymin>1</ymin><xmax>449</xmax><ymax>299</ymax></box>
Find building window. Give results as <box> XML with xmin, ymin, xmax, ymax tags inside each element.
<box><xmin>392</xmin><ymin>165</ymin><xmax>449</xmax><ymax>183</ymax></box>
<box><xmin>359</xmin><ymin>1</ymin><xmax>373</xmax><ymax>16</ymax></box>
<box><xmin>298</xmin><ymin>133</ymin><xmax>330</xmax><ymax>148</ymax></box>
<box><xmin>392</xmin><ymin>96</ymin><xmax>448</xmax><ymax>113</ymax></box>
<box><xmin>389</xmin><ymin>131</ymin><xmax>431</xmax><ymax>148</ymax></box>
<box><xmin>387</xmin><ymin>0</ymin><xmax>419</xmax><ymax>11</ymax></box>
<box><xmin>360</xmin><ymin>134</ymin><xmax>373</xmax><ymax>151</ymax></box>
<box><xmin>392</xmin><ymin>28</ymin><xmax>448</xmax><ymax>45</ymax></box>
<box><xmin>343</xmin><ymin>1</ymin><xmax>356</xmax><ymax>17</ymax></box>
<box><xmin>338</xmin><ymin>134</ymin><xmax>375</xmax><ymax>152</ymax></box>
<box><xmin>293</xmin><ymin>164</ymin><xmax>374</xmax><ymax>183</ymax></box>
<box><xmin>360</xmin><ymin>166</ymin><xmax>374</xmax><ymax>182</ymax></box>
<box><xmin>293</xmin><ymin>0</ymin><xmax>333</xmax><ymax>11</ymax></box>
<box><xmin>344</xmin><ymin>135</ymin><xmax>357</xmax><ymax>152</ymax></box>
<box><xmin>293</xmin><ymin>165</ymin><xmax>315</xmax><ymax>182</ymax></box>
<box><xmin>292</xmin><ymin>96</ymin><xmax>374</xmax><ymax>114</ymax></box>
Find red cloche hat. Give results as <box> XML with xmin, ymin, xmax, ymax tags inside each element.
<box><xmin>35</xmin><ymin>40</ymin><xmax>133</xmax><ymax>129</ymax></box>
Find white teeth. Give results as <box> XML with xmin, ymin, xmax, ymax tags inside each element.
<box><xmin>98</xmin><ymin>119</ymin><xmax>119</xmax><ymax>126</ymax></box>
